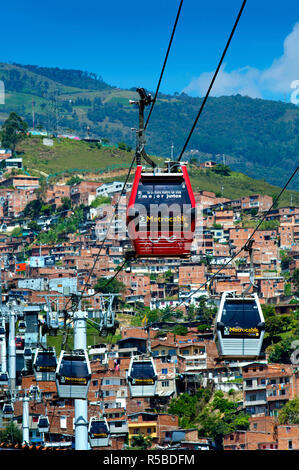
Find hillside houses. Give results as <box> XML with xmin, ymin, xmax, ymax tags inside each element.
<box><xmin>0</xmin><ymin>163</ymin><xmax>298</xmax><ymax>450</ymax></box>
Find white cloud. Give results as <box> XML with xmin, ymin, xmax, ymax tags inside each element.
<box><xmin>183</xmin><ymin>21</ymin><xmax>299</xmax><ymax>100</ymax></box>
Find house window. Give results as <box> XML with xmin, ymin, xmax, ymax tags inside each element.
<box><xmin>147</xmin><ymin>428</ymin><xmax>152</xmax><ymax>434</ymax></box>
<box><xmin>60</xmin><ymin>416</ymin><xmax>67</xmax><ymax>429</ymax></box>
<box><xmin>162</xmin><ymin>381</ymin><xmax>169</xmax><ymax>387</ymax></box>
<box><xmin>288</xmin><ymin>440</ymin><xmax>293</xmax><ymax>449</ymax></box>
<box><xmin>92</xmin><ymin>380</ymin><xmax>98</xmax><ymax>386</ymax></box>
<box><xmin>162</xmin><ymin>368</ymin><xmax>168</xmax><ymax>374</ymax></box>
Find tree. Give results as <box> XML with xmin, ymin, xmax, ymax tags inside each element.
<box><xmin>130</xmin><ymin>434</ymin><xmax>153</xmax><ymax>449</ymax></box>
<box><xmin>59</xmin><ymin>197</ymin><xmax>72</xmax><ymax>212</ymax></box>
<box><xmin>0</xmin><ymin>422</ymin><xmax>22</xmax><ymax>444</ymax></box>
<box><xmin>28</xmin><ymin>220</ymin><xmax>41</xmax><ymax>234</ymax></box>
<box><xmin>11</xmin><ymin>226</ymin><xmax>23</xmax><ymax>237</ymax></box>
<box><xmin>292</xmin><ymin>268</ymin><xmax>299</xmax><ymax>292</ymax></box>
<box><xmin>265</xmin><ymin>316</ymin><xmax>284</xmax><ymax>343</ymax></box>
<box><xmin>211</xmin><ymin>164</ymin><xmax>231</xmax><ymax>176</ymax></box>
<box><xmin>94</xmin><ymin>277</ymin><xmax>125</xmax><ymax>294</ymax></box>
<box><xmin>268</xmin><ymin>337</ymin><xmax>297</xmax><ymax>364</ymax></box>
<box><xmin>23</xmin><ymin>198</ymin><xmax>43</xmax><ymax>219</ymax></box>
<box><xmin>278</xmin><ymin>398</ymin><xmax>299</xmax><ymax>424</ymax></box>
<box><xmin>173</xmin><ymin>325</ymin><xmax>188</xmax><ymax>336</ymax></box>
<box><xmin>0</xmin><ymin>112</ymin><xmax>28</xmax><ymax>151</ymax></box>
<box><xmin>66</xmin><ymin>175</ymin><xmax>82</xmax><ymax>186</ymax></box>
<box><xmin>261</xmin><ymin>304</ymin><xmax>276</xmax><ymax>319</ymax></box>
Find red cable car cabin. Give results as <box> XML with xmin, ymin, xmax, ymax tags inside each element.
<box><xmin>127</xmin><ymin>162</ymin><xmax>196</xmax><ymax>257</ymax></box>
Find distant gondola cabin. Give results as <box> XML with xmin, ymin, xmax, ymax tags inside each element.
<box><xmin>215</xmin><ymin>292</ymin><xmax>265</xmax><ymax>359</ymax></box>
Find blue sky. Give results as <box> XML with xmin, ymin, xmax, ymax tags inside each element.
<box><xmin>2</xmin><ymin>0</ymin><xmax>299</xmax><ymax>102</ymax></box>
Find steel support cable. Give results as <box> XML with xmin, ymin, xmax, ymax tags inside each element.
<box><xmin>177</xmin><ymin>0</ymin><xmax>247</xmax><ymax>162</ymax></box>
<box><xmin>169</xmin><ymin>163</ymin><xmax>299</xmax><ymax>312</ymax></box>
<box><xmin>64</xmin><ymin>1</ymin><xmax>184</xmax><ymax>306</ymax></box>
<box><xmin>62</xmin><ymin>154</ymin><xmax>136</xmax><ymax>317</ymax></box>
<box><xmin>58</xmin><ymin>3</ymin><xmax>184</xmax><ymax>318</ymax></box>
<box><xmin>144</xmin><ymin>0</ymin><xmax>184</xmax><ymax>131</ymax></box>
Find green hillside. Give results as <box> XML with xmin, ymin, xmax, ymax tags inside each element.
<box><xmin>15</xmin><ymin>135</ymin><xmax>299</xmax><ymax>208</ymax></box>
<box><xmin>1</xmin><ymin>62</ymin><xmax>299</xmax><ymax>190</ymax></box>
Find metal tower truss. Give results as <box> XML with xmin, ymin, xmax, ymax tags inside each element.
<box><xmin>90</xmin><ymin>293</ymin><xmax>118</xmax><ymax>337</ymax></box>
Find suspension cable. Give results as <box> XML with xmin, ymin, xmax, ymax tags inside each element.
<box><xmin>64</xmin><ymin>2</ymin><xmax>186</xmax><ymax>309</ymax></box>
<box><xmin>144</xmin><ymin>0</ymin><xmax>184</xmax><ymax>131</ymax></box>
<box><xmin>62</xmin><ymin>153</ymin><xmax>136</xmax><ymax>315</ymax></box>
<box><xmin>169</xmin><ymin>162</ymin><xmax>299</xmax><ymax>312</ymax></box>
<box><xmin>177</xmin><ymin>0</ymin><xmax>247</xmax><ymax>162</ymax></box>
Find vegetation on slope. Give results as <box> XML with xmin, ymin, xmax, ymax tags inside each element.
<box><xmin>1</xmin><ymin>63</ymin><xmax>299</xmax><ymax>189</ymax></box>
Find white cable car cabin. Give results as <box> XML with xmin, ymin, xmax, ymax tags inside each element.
<box><xmin>55</xmin><ymin>349</ymin><xmax>91</xmax><ymax>400</ymax></box>
<box><xmin>18</xmin><ymin>320</ymin><xmax>26</xmax><ymax>334</ymax></box>
<box><xmin>24</xmin><ymin>348</ymin><xmax>32</xmax><ymax>361</ymax></box>
<box><xmin>215</xmin><ymin>292</ymin><xmax>265</xmax><ymax>359</ymax></box>
<box><xmin>127</xmin><ymin>356</ymin><xmax>157</xmax><ymax>397</ymax></box>
<box><xmin>47</xmin><ymin>311</ymin><xmax>59</xmax><ymax>335</ymax></box>
<box><xmin>88</xmin><ymin>416</ymin><xmax>110</xmax><ymax>447</ymax></box>
<box><xmin>33</xmin><ymin>348</ymin><xmax>57</xmax><ymax>381</ymax></box>
<box><xmin>3</xmin><ymin>403</ymin><xmax>14</xmax><ymax>419</ymax></box>
<box><xmin>0</xmin><ymin>372</ymin><xmax>9</xmax><ymax>386</ymax></box>
<box><xmin>38</xmin><ymin>415</ymin><xmax>49</xmax><ymax>433</ymax></box>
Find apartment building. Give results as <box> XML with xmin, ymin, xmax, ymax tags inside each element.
<box><xmin>242</xmin><ymin>363</ymin><xmax>297</xmax><ymax>417</ymax></box>
<box><xmin>127</xmin><ymin>412</ymin><xmax>178</xmax><ymax>446</ymax></box>
<box><xmin>241</xmin><ymin>194</ymin><xmax>273</xmax><ymax>213</ymax></box>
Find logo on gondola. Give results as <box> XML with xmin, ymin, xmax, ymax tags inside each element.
<box><xmin>60</xmin><ymin>376</ymin><xmax>87</xmax><ymax>385</ymax></box>
<box><xmin>228</xmin><ymin>327</ymin><xmax>259</xmax><ymax>337</ymax></box>
<box><xmin>133</xmin><ymin>378</ymin><xmax>155</xmax><ymax>385</ymax></box>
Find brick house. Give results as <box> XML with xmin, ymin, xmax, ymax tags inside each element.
<box><xmin>242</xmin><ymin>363</ymin><xmax>297</xmax><ymax>417</ymax></box>
<box><xmin>127</xmin><ymin>412</ymin><xmax>178</xmax><ymax>446</ymax></box>
<box><xmin>241</xmin><ymin>194</ymin><xmax>273</xmax><ymax>213</ymax></box>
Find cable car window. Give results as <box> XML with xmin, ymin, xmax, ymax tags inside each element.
<box><xmin>35</xmin><ymin>353</ymin><xmax>57</xmax><ymax>370</ymax></box>
<box><xmin>135</xmin><ymin>180</ymin><xmax>191</xmax><ymax>207</ymax></box>
<box><xmin>59</xmin><ymin>358</ymin><xmax>89</xmax><ymax>379</ymax></box>
<box><xmin>130</xmin><ymin>362</ymin><xmax>155</xmax><ymax>380</ymax></box>
<box><xmin>221</xmin><ymin>301</ymin><xmax>261</xmax><ymax>337</ymax></box>
<box><xmin>38</xmin><ymin>418</ymin><xmax>49</xmax><ymax>428</ymax></box>
<box><xmin>90</xmin><ymin>421</ymin><xmax>108</xmax><ymax>435</ymax></box>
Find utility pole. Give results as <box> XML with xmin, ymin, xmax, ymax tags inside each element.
<box><xmin>0</xmin><ymin>320</ymin><xmax>7</xmax><ymax>374</ymax></box>
<box><xmin>32</xmin><ymin>100</ymin><xmax>35</xmax><ymax>130</ymax></box>
<box><xmin>73</xmin><ymin>308</ymin><xmax>89</xmax><ymax>450</ymax></box>
<box><xmin>22</xmin><ymin>393</ymin><xmax>30</xmax><ymax>445</ymax></box>
<box><xmin>8</xmin><ymin>303</ymin><xmax>16</xmax><ymax>392</ymax></box>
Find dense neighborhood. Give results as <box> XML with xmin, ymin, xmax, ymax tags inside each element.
<box><xmin>0</xmin><ymin>136</ymin><xmax>298</xmax><ymax>452</ymax></box>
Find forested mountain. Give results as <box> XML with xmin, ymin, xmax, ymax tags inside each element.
<box><xmin>0</xmin><ymin>62</ymin><xmax>298</xmax><ymax>190</ymax></box>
